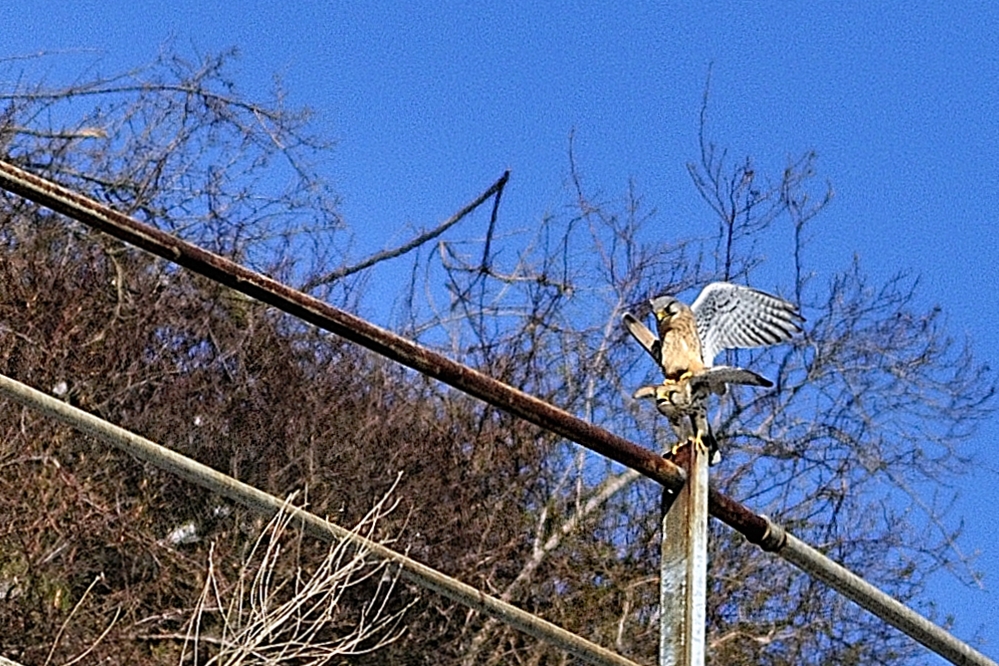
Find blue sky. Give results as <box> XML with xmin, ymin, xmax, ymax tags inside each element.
<box><xmin>4</xmin><ymin>0</ymin><xmax>999</xmax><ymax>658</ymax></box>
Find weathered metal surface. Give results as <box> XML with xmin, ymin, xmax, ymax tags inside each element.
<box><xmin>0</xmin><ymin>159</ymin><xmax>686</xmax><ymax>493</ymax></box>
<box><xmin>660</xmin><ymin>445</ymin><xmax>709</xmax><ymax>666</ymax></box>
<box><xmin>0</xmin><ymin>373</ymin><xmax>642</xmax><ymax>666</ymax></box>
<box><xmin>773</xmin><ymin>524</ymin><xmax>997</xmax><ymax>666</ymax></box>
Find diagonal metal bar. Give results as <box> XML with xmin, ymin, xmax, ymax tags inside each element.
<box><xmin>0</xmin><ymin>159</ymin><xmax>685</xmax><ymax>493</ymax></box>
<box><xmin>0</xmin><ymin>373</ymin><xmax>641</xmax><ymax>666</ymax></box>
<box><xmin>0</xmin><ymin>158</ymin><xmax>995</xmax><ymax>666</ymax></box>
<box><xmin>753</xmin><ymin>520</ymin><xmax>996</xmax><ymax>666</ymax></box>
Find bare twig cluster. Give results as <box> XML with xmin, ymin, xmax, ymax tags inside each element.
<box><xmin>177</xmin><ymin>491</ymin><xmax>409</xmax><ymax>666</ymax></box>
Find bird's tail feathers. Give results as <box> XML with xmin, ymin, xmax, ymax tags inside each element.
<box><xmin>703</xmin><ymin>424</ymin><xmax>721</xmax><ymax>466</ymax></box>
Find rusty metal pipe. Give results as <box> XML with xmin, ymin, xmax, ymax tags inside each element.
<box><xmin>1</xmin><ymin>159</ymin><xmax>994</xmax><ymax>666</ymax></box>
<box><xmin>0</xmin><ymin>159</ymin><xmax>685</xmax><ymax>492</ymax></box>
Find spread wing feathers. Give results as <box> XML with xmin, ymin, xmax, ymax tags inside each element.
<box><xmin>623</xmin><ymin>313</ymin><xmax>774</xmax><ymax>391</ymax></box>
<box><xmin>622</xmin><ymin>312</ymin><xmax>661</xmax><ymax>362</ymax></box>
<box><xmin>690</xmin><ymin>282</ymin><xmax>804</xmax><ymax>365</ymax></box>
<box><xmin>632</xmin><ymin>366</ymin><xmax>771</xmax><ymax>401</ymax></box>
<box><xmin>690</xmin><ymin>365</ymin><xmax>773</xmax><ymax>393</ymax></box>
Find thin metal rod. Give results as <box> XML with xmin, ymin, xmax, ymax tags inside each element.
<box><xmin>660</xmin><ymin>445</ymin><xmax>709</xmax><ymax>666</ymax></box>
<box><xmin>0</xmin><ymin>159</ymin><xmax>994</xmax><ymax>666</ymax></box>
<box><xmin>758</xmin><ymin>519</ymin><xmax>998</xmax><ymax>666</ymax></box>
<box><xmin>0</xmin><ymin>373</ymin><xmax>641</xmax><ymax>666</ymax></box>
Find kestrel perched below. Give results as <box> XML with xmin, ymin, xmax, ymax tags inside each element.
<box><xmin>632</xmin><ymin>366</ymin><xmax>772</xmax><ymax>464</ymax></box>
<box><xmin>623</xmin><ymin>282</ymin><xmax>803</xmax><ymax>461</ymax></box>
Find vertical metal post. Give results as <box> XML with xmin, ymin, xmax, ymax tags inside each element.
<box><xmin>660</xmin><ymin>443</ymin><xmax>709</xmax><ymax>666</ymax></box>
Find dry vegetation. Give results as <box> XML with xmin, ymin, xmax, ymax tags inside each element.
<box><xmin>0</xmin><ymin>51</ymin><xmax>994</xmax><ymax>665</ymax></box>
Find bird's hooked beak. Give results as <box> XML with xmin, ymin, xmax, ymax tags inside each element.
<box><xmin>650</xmin><ymin>295</ymin><xmax>679</xmax><ymax>322</ymax></box>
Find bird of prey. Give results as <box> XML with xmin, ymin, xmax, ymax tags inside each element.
<box><xmin>632</xmin><ymin>366</ymin><xmax>772</xmax><ymax>464</ymax></box>
<box><xmin>623</xmin><ymin>282</ymin><xmax>803</xmax><ymax>460</ymax></box>
<box><xmin>624</xmin><ymin>282</ymin><xmax>803</xmax><ymax>381</ymax></box>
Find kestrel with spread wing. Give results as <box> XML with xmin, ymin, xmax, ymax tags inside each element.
<box><xmin>623</xmin><ymin>282</ymin><xmax>803</xmax><ymax>460</ymax></box>
<box><xmin>625</xmin><ymin>282</ymin><xmax>803</xmax><ymax>380</ymax></box>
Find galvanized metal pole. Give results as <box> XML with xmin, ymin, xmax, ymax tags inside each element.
<box><xmin>660</xmin><ymin>444</ymin><xmax>709</xmax><ymax>666</ymax></box>
<box><xmin>0</xmin><ymin>373</ymin><xmax>642</xmax><ymax>666</ymax></box>
<box><xmin>756</xmin><ymin>519</ymin><xmax>999</xmax><ymax>666</ymax></box>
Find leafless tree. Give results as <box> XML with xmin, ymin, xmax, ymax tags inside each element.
<box><xmin>0</xmin><ymin>51</ymin><xmax>994</xmax><ymax>666</ymax></box>
<box><xmin>390</xmin><ymin>87</ymin><xmax>995</xmax><ymax>663</ymax></box>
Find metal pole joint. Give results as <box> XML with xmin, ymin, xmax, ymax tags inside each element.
<box><xmin>757</xmin><ymin>515</ymin><xmax>787</xmax><ymax>552</ymax></box>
